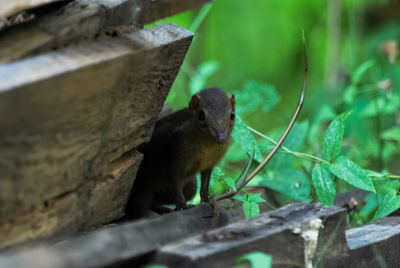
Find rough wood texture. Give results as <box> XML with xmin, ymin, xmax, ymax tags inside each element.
<box><xmin>0</xmin><ymin>0</ymin><xmax>62</xmax><ymax>18</ymax></box>
<box><xmin>144</xmin><ymin>0</ymin><xmax>212</xmax><ymax>23</ymax></box>
<box><xmin>0</xmin><ymin>200</ymin><xmax>269</xmax><ymax>268</ymax></box>
<box><xmin>0</xmin><ymin>0</ymin><xmax>212</xmax><ymax>65</ymax></box>
<box><xmin>0</xmin><ymin>151</ymin><xmax>142</xmax><ymax>250</ymax></box>
<box><xmin>154</xmin><ymin>203</ymin><xmax>346</xmax><ymax>267</ymax></box>
<box><xmin>0</xmin><ymin>0</ymin><xmax>146</xmax><ymax>65</ymax></box>
<box><xmin>3</xmin><ymin>200</ymin><xmax>400</xmax><ymax>267</ymax></box>
<box><xmin>0</xmin><ymin>23</ymin><xmax>193</xmax><ymax>247</ymax></box>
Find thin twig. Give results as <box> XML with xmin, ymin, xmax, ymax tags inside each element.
<box><xmin>217</xmin><ymin>30</ymin><xmax>309</xmax><ymax>201</ymax></box>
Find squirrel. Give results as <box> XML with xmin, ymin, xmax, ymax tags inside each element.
<box><xmin>125</xmin><ymin>88</ymin><xmax>236</xmax><ymax>219</ymax></box>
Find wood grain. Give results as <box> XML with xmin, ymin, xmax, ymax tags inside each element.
<box><xmin>0</xmin><ymin>23</ymin><xmax>193</xmax><ymax>246</ymax></box>
<box><xmin>0</xmin><ymin>0</ymin><xmax>62</xmax><ymax>19</ymax></box>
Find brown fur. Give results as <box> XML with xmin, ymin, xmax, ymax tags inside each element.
<box><xmin>125</xmin><ymin>88</ymin><xmax>235</xmax><ymax>219</ymax></box>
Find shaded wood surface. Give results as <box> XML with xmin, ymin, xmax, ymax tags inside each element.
<box><xmin>0</xmin><ymin>0</ymin><xmax>211</xmax><ymax>65</ymax></box>
<box><xmin>0</xmin><ymin>0</ymin><xmax>146</xmax><ymax>65</ymax></box>
<box><xmin>0</xmin><ymin>0</ymin><xmax>62</xmax><ymax>18</ymax></box>
<box><xmin>0</xmin><ymin>200</ymin><xmax>269</xmax><ymax>268</ymax></box>
<box><xmin>2</xmin><ymin>201</ymin><xmax>400</xmax><ymax>267</ymax></box>
<box><xmin>0</xmin><ymin>23</ymin><xmax>193</xmax><ymax>248</ymax></box>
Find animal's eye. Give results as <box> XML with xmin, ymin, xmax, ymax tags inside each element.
<box><xmin>199</xmin><ymin>110</ymin><xmax>205</xmax><ymax>121</ymax></box>
<box><xmin>230</xmin><ymin>111</ymin><xmax>235</xmax><ymax>120</ymax></box>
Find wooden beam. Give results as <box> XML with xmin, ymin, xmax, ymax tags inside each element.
<box><xmin>0</xmin><ymin>0</ymin><xmax>62</xmax><ymax>19</ymax></box>
<box><xmin>0</xmin><ymin>200</ymin><xmax>269</xmax><ymax>268</ymax></box>
<box><xmin>0</xmin><ymin>0</ymin><xmax>146</xmax><ymax>65</ymax></box>
<box><xmin>0</xmin><ymin>23</ymin><xmax>193</xmax><ymax>247</ymax></box>
<box><xmin>154</xmin><ymin>203</ymin><xmax>346</xmax><ymax>267</ymax></box>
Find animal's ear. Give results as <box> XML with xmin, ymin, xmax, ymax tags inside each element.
<box><xmin>189</xmin><ymin>94</ymin><xmax>201</xmax><ymax>111</ymax></box>
<box><xmin>230</xmin><ymin>94</ymin><xmax>236</xmax><ymax>111</ymax></box>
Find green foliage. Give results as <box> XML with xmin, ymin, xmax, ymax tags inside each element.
<box><xmin>329</xmin><ymin>156</ymin><xmax>376</xmax><ymax>192</ymax></box>
<box><xmin>189</xmin><ymin>61</ymin><xmax>220</xmax><ymax>95</ymax></box>
<box><xmin>373</xmin><ymin>194</ymin><xmax>400</xmax><ymax>220</ymax></box>
<box><xmin>236</xmin><ymin>252</ymin><xmax>272</xmax><ymax>268</ymax></box>
<box><xmin>259</xmin><ymin>169</ymin><xmax>311</xmax><ymax>202</ymax></box>
<box><xmin>381</xmin><ymin>127</ymin><xmax>400</xmax><ymax>142</ymax></box>
<box><xmin>233</xmin><ymin>193</ymin><xmax>266</xmax><ymax>219</ymax></box>
<box><xmin>235</xmin><ymin>81</ymin><xmax>280</xmax><ymax>114</ymax></box>
<box><xmin>155</xmin><ymin>0</ymin><xmax>400</xmax><ymax>226</ymax></box>
<box><xmin>232</xmin><ymin>115</ymin><xmax>263</xmax><ymax>162</ymax></box>
<box><xmin>322</xmin><ymin>111</ymin><xmax>352</xmax><ymax>162</ymax></box>
<box><xmin>312</xmin><ymin>165</ymin><xmax>336</xmax><ymax>206</ymax></box>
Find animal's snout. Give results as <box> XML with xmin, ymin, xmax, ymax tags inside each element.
<box><xmin>216</xmin><ymin>133</ymin><xmax>227</xmax><ymax>144</ymax></box>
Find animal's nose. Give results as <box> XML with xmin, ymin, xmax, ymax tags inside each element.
<box><xmin>216</xmin><ymin>133</ymin><xmax>226</xmax><ymax>144</ymax></box>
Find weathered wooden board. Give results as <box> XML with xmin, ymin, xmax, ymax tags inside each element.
<box><xmin>0</xmin><ymin>200</ymin><xmax>269</xmax><ymax>268</ymax></box>
<box><xmin>0</xmin><ymin>23</ymin><xmax>193</xmax><ymax>247</ymax></box>
<box><xmin>144</xmin><ymin>0</ymin><xmax>212</xmax><ymax>23</ymax></box>
<box><xmin>154</xmin><ymin>203</ymin><xmax>346</xmax><ymax>267</ymax></box>
<box><xmin>0</xmin><ymin>150</ymin><xmax>142</xmax><ymax>250</ymax></box>
<box><xmin>0</xmin><ymin>0</ymin><xmax>62</xmax><ymax>19</ymax></box>
<box><xmin>0</xmin><ymin>0</ymin><xmax>211</xmax><ymax>65</ymax></box>
<box><xmin>338</xmin><ymin>216</ymin><xmax>400</xmax><ymax>268</ymax></box>
<box><xmin>0</xmin><ymin>0</ymin><xmax>146</xmax><ymax>65</ymax></box>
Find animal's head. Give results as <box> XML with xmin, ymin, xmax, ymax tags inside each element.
<box><xmin>189</xmin><ymin>88</ymin><xmax>235</xmax><ymax>144</ymax></box>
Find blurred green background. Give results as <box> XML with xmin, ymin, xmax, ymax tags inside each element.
<box><xmin>148</xmin><ymin>0</ymin><xmax>400</xmax><ymax>223</ymax></box>
<box><xmin>149</xmin><ymin>0</ymin><xmax>398</xmax><ymax>129</ymax></box>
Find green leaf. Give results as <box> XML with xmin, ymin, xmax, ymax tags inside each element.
<box><xmin>243</xmin><ymin>201</ymin><xmax>260</xmax><ymax>219</ymax></box>
<box><xmin>382</xmin><ymin>127</ymin><xmax>400</xmax><ymax>142</ymax></box>
<box><xmin>237</xmin><ymin>252</ymin><xmax>272</xmax><ymax>268</ymax></box>
<box><xmin>235</xmin><ymin>81</ymin><xmax>279</xmax><ymax>114</ymax></box>
<box><xmin>247</xmin><ymin>193</ymin><xmax>266</xmax><ymax>203</ymax></box>
<box><xmin>361</xmin><ymin>193</ymin><xmax>380</xmax><ymax>217</ymax></box>
<box><xmin>322</xmin><ymin>111</ymin><xmax>352</xmax><ymax>162</ymax></box>
<box><xmin>233</xmin><ymin>195</ymin><xmax>247</xmax><ymax>202</ymax></box>
<box><xmin>372</xmin><ymin>177</ymin><xmax>400</xmax><ymax>195</ymax></box>
<box><xmin>373</xmin><ymin>194</ymin><xmax>400</xmax><ymax>220</ymax></box>
<box><xmin>222</xmin><ymin>176</ymin><xmax>237</xmax><ymax>191</ymax></box>
<box><xmin>352</xmin><ymin>60</ymin><xmax>375</xmax><ymax>84</ymax></box>
<box><xmin>360</xmin><ymin>95</ymin><xmax>400</xmax><ymax>117</ymax></box>
<box><xmin>329</xmin><ymin>156</ymin><xmax>375</xmax><ymax>192</ymax></box>
<box><xmin>268</xmin><ymin>121</ymin><xmax>309</xmax><ymax>170</ymax></box>
<box><xmin>236</xmin><ymin>151</ymin><xmax>255</xmax><ymax>190</ymax></box>
<box><xmin>343</xmin><ymin>85</ymin><xmax>356</xmax><ymax>105</ymax></box>
<box><xmin>232</xmin><ymin>115</ymin><xmax>263</xmax><ymax>162</ymax></box>
<box><xmin>189</xmin><ymin>61</ymin><xmax>220</xmax><ymax>95</ymax></box>
<box><xmin>312</xmin><ymin>165</ymin><xmax>336</xmax><ymax>206</ymax></box>
<box><xmin>210</xmin><ymin>166</ymin><xmax>225</xmax><ymax>190</ymax></box>
<box><xmin>259</xmin><ymin>169</ymin><xmax>311</xmax><ymax>202</ymax></box>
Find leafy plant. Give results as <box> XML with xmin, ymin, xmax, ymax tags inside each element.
<box><xmin>233</xmin><ymin>193</ymin><xmax>266</xmax><ymax>219</ymax></box>
<box><xmin>236</xmin><ymin>252</ymin><xmax>272</xmax><ymax>268</ymax></box>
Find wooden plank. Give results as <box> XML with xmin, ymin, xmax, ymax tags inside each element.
<box><xmin>152</xmin><ymin>203</ymin><xmax>346</xmax><ymax>267</ymax></box>
<box><xmin>0</xmin><ymin>200</ymin><xmax>270</xmax><ymax>268</ymax></box>
<box><xmin>0</xmin><ymin>150</ymin><xmax>142</xmax><ymax>250</ymax></box>
<box><xmin>144</xmin><ymin>0</ymin><xmax>212</xmax><ymax>23</ymax></box>
<box><xmin>0</xmin><ymin>23</ymin><xmax>193</xmax><ymax>246</ymax></box>
<box><xmin>0</xmin><ymin>0</ymin><xmax>146</xmax><ymax>65</ymax></box>
<box><xmin>0</xmin><ymin>0</ymin><xmax>62</xmax><ymax>19</ymax></box>
<box><xmin>335</xmin><ymin>216</ymin><xmax>400</xmax><ymax>267</ymax></box>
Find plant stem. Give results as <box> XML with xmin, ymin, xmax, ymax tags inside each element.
<box><xmin>248</xmin><ymin>126</ymin><xmax>330</xmax><ymax>165</ymax></box>
<box><xmin>249</xmin><ymin>126</ymin><xmax>400</xmax><ymax>179</ymax></box>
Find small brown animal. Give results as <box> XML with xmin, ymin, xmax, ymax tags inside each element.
<box><xmin>125</xmin><ymin>88</ymin><xmax>235</xmax><ymax>219</ymax></box>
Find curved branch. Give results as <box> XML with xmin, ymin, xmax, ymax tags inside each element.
<box><xmin>217</xmin><ymin>31</ymin><xmax>308</xmax><ymax>201</ymax></box>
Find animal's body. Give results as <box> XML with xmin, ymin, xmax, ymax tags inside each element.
<box><xmin>125</xmin><ymin>88</ymin><xmax>235</xmax><ymax>219</ymax></box>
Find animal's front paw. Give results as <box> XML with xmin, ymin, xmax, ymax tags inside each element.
<box><xmin>175</xmin><ymin>202</ymin><xmax>187</xmax><ymax>211</ymax></box>
<box><xmin>200</xmin><ymin>194</ymin><xmax>211</xmax><ymax>203</ymax></box>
